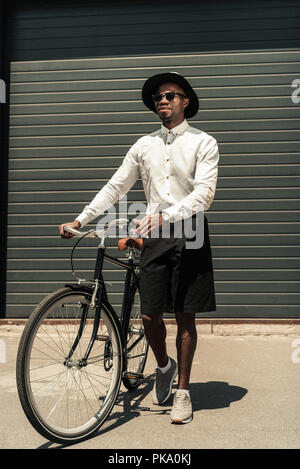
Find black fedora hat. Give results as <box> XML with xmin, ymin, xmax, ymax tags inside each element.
<box><xmin>142</xmin><ymin>71</ymin><xmax>199</xmax><ymax>119</ymax></box>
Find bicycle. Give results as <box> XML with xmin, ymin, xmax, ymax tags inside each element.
<box><xmin>16</xmin><ymin>219</ymin><xmax>149</xmax><ymax>445</ymax></box>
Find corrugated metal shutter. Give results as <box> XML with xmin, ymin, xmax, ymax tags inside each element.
<box><xmin>5</xmin><ymin>0</ymin><xmax>300</xmax><ymax>318</ymax></box>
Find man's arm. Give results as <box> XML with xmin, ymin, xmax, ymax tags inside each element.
<box><xmin>59</xmin><ymin>145</ymin><xmax>140</xmax><ymax>238</ymax></box>
<box><xmin>162</xmin><ymin>136</ymin><xmax>219</xmax><ymax>222</ymax></box>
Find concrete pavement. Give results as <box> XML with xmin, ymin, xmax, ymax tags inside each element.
<box><xmin>0</xmin><ymin>323</ymin><xmax>299</xmax><ymax>450</ymax></box>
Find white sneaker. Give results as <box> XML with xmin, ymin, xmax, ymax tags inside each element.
<box><xmin>170</xmin><ymin>390</ymin><xmax>193</xmax><ymax>424</ymax></box>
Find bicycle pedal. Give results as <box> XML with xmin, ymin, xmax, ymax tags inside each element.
<box><xmin>128</xmin><ymin>327</ymin><xmax>144</xmax><ymax>336</ymax></box>
<box><xmin>124</xmin><ymin>372</ymin><xmax>144</xmax><ymax>380</ymax></box>
<box><xmin>95</xmin><ymin>334</ymin><xmax>109</xmax><ymax>341</ymax></box>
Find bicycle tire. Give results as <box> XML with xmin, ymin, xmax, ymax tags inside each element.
<box><xmin>122</xmin><ymin>285</ymin><xmax>149</xmax><ymax>390</ymax></box>
<box><xmin>16</xmin><ymin>287</ymin><xmax>123</xmax><ymax>445</ymax></box>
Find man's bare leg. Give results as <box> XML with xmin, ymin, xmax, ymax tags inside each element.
<box><xmin>175</xmin><ymin>312</ymin><xmax>197</xmax><ymax>390</ymax></box>
<box><xmin>142</xmin><ymin>313</ymin><xmax>168</xmax><ymax>368</ymax></box>
<box><xmin>142</xmin><ymin>312</ymin><xmax>178</xmax><ymax>406</ymax></box>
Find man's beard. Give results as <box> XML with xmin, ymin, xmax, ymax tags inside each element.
<box><xmin>160</xmin><ymin>114</ymin><xmax>172</xmax><ymax>124</ymax></box>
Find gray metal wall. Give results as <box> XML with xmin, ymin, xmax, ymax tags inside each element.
<box><xmin>5</xmin><ymin>0</ymin><xmax>300</xmax><ymax>317</ymax></box>
<box><xmin>0</xmin><ymin>1</ymin><xmax>9</xmax><ymax>318</ymax></box>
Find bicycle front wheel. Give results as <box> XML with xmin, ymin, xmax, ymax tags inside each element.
<box><xmin>16</xmin><ymin>287</ymin><xmax>123</xmax><ymax>445</ymax></box>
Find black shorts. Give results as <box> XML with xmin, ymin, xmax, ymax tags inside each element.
<box><xmin>139</xmin><ymin>216</ymin><xmax>216</xmax><ymax>315</ymax></box>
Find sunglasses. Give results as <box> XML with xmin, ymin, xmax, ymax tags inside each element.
<box><xmin>152</xmin><ymin>91</ymin><xmax>187</xmax><ymax>103</ymax></box>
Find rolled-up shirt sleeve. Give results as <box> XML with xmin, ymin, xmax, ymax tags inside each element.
<box><xmin>76</xmin><ymin>145</ymin><xmax>140</xmax><ymax>227</ymax></box>
<box><xmin>163</xmin><ymin>136</ymin><xmax>219</xmax><ymax>222</ymax></box>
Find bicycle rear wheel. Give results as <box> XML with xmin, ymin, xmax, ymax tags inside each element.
<box><xmin>122</xmin><ymin>286</ymin><xmax>149</xmax><ymax>390</ymax></box>
<box><xmin>16</xmin><ymin>287</ymin><xmax>123</xmax><ymax>445</ymax></box>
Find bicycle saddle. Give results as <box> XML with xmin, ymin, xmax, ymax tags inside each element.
<box><xmin>118</xmin><ymin>237</ymin><xmax>143</xmax><ymax>251</ymax></box>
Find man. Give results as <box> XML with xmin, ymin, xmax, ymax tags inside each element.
<box><xmin>60</xmin><ymin>72</ymin><xmax>219</xmax><ymax>424</ymax></box>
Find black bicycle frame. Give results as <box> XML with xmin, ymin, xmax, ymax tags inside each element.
<box><xmin>104</xmin><ymin>251</ymin><xmax>145</xmax><ymax>361</ymax></box>
<box><xmin>65</xmin><ymin>243</ymin><xmax>141</xmax><ymax>366</ymax></box>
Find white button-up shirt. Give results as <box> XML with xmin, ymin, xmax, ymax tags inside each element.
<box><xmin>76</xmin><ymin>119</ymin><xmax>219</xmax><ymax>227</ymax></box>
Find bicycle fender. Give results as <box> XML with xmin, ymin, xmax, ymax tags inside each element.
<box><xmin>64</xmin><ymin>283</ymin><xmax>94</xmax><ymax>295</ymax></box>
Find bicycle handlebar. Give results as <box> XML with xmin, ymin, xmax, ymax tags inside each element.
<box><xmin>62</xmin><ymin>226</ymin><xmax>96</xmax><ymax>238</ymax></box>
<box><xmin>62</xmin><ymin>218</ymin><xmax>130</xmax><ymax>239</ymax></box>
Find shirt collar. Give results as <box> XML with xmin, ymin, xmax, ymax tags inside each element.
<box><xmin>160</xmin><ymin>119</ymin><xmax>189</xmax><ymax>137</ymax></box>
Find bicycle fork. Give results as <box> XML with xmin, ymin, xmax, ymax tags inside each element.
<box><xmin>64</xmin><ymin>244</ymin><xmax>107</xmax><ymax>368</ymax></box>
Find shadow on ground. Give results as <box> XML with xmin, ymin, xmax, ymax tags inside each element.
<box><xmin>190</xmin><ymin>381</ymin><xmax>248</xmax><ymax>411</ymax></box>
<box><xmin>38</xmin><ymin>375</ymin><xmax>247</xmax><ymax>449</ymax></box>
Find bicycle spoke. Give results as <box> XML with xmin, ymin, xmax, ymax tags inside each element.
<box><xmin>17</xmin><ymin>290</ymin><xmax>122</xmax><ymax>442</ymax></box>
<box><xmin>123</xmin><ymin>286</ymin><xmax>148</xmax><ymax>390</ymax></box>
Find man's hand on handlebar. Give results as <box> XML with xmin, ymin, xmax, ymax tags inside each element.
<box><xmin>59</xmin><ymin>220</ymin><xmax>81</xmax><ymax>239</ymax></box>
